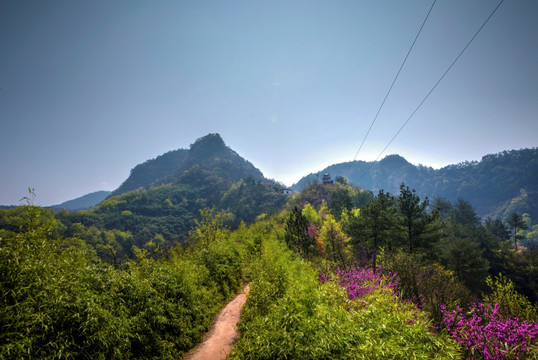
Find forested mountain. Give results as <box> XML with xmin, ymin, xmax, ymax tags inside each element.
<box><xmin>293</xmin><ymin>148</ymin><xmax>538</xmax><ymax>220</ymax></box>
<box><xmin>49</xmin><ymin>190</ymin><xmax>110</xmax><ymax>211</ymax></box>
<box><xmin>109</xmin><ymin>133</ymin><xmax>263</xmax><ymax>198</ymax></box>
<box><xmin>57</xmin><ymin>134</ymin><xmax>288</xmax><ymax>247</ymax></box>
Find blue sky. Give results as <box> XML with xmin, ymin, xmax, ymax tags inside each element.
<box><xmin>1</xmin><ymin>0</ymin><xmax>537</xmax><ymax>206</ymax></box>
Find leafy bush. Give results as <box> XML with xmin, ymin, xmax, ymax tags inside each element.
<box><xmin>0</xmin><ymin>205</ymin><xmax>130</xmax><ymax>359</ymax></box>
<box><xmin>483</xmin><ymin>274</ymin><xmax>538</xmax><ymax>322</ymax></box>
<box><xmin>381</xmin><ymin>250</ymin><xmax>472</xmax><ymax>323</ymax></box>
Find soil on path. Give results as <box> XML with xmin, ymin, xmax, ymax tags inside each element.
<box><xmin>183</xmin><ymin>284</ymin><xmax>249</xmax><ymax>360</ymax></box>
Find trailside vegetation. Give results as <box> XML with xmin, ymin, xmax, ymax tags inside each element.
<box><xmin>229</xmin><ymin>217</ymin><xmax>461</xmax><ymax>359</ymax></box>
<box><xmin>0</xmin><ymin>205</ymin><xmax>246</xmax><ymax>359</ymax></box>
<box><xmin>2</xmin><ymin>179</ymin><xmax>538</xmax><ymax>359</ymax></box>
<box><xmin>268</xmin><ymin>180</ymin><xmax>538</xmax><ymax>359</ymax></box>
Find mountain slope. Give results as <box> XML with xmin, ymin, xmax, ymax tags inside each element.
<box><xmin>58</xmin><ymin>134</ymin><xmax>287</xmax><ymax>245</ymax></box>
<box><xmin>109</xmin><ymin>148</ymin><xmax>189</xmax><ymax>197</ymax></box>
<box><xmin>293</xmin><ymin>148</ymin><xmax>538</xmax><ymax>220</ymax></box>
<box><xmin>49</xmin><ymin>190</ymin><xmax>110</xmax><ymax>211</ymax></box>
<box><xmin>110</xmin><ymin>134</ymin><xmax>263</xmax><ymax>198</ymax></box>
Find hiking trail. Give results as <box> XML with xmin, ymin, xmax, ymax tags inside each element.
<box><xmin>183</xmin><ymin>284</ymin><xmax>249</xmax><ymax>360</ymax></box>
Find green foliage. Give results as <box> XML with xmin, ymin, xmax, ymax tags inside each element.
<box><xmin>397</xmin><ymin>184</ymin><xmax>441</xmax><ymax>255</ymax></box>
<box><xmin>0</xmin><ymin>205</ymin><xmax>245</xmax><ymax>359</ymax></box>
<box><xmin>285</xmin><ymin>206</ymin><xmax>321</xmax><ymax>258</ymax></box>
<box><xmin>0</xmin><ymin>205</ymin><xmax>128</xmax><ymax>359</ymax></box>
<box><xmin>483</xmin><ymin>274</ymin><xmax>538</xmax><ymax>322</ymax></box>
<box><xmin>335</xmin><ymin>175</ymin><xmax>348</xmax><ymax>184</ymax></box>
<box><xmin>507</xmin><ymin>212</ymin><xmax>528</xmax><ymax>250</ymax></box>
<box><xmin>193</xmin><ymin>209</ymin><xmax>243</xmax><ymax>298</ymax></box>
<box><xmin>319</xmin><ymin>214</ymin><xmax>351</xmax><ymax>266</ymax></box>
<box><xmin>230</xmin><ymin>219</ymin><xmax>460</xmax><ymax>359</ymax></box>
<box><xmin>219</xmin><ymin>177</ymin><xmax>288</xmax><ymax>227</ymax></box>
<box><xmin>485</xmin><ymin>217</ymin><xmax>511</xmax><ymax>242</ymax></box>
<box><xmin>438</xmin><ymin>200</ymin><xmax>491</xmax><ymax>292</ymax></box>
<box><xmin>495</xmin><ymin>188</ymin><xmax>538</xmax><ymax>224</ymax></box>
<box><xmin>189</xmin><ymin>207</ymin><xmax>227</xmax><ymax>247</ymax></box>
<box><xmin>439</xmin><ymin>236</ymin><xmax>489</xmax><ymax>291</ymax></box>
<box><xmin>293</xmin><ymin>148</ymin><xmax>538</xmax><ymax>221</ymax></box>
<box><xmin>380</xmin><ymin>250</ymin><xmax>471</xmax><ymax>323</ymax></box>
<box><xmin>347</xmin><ymin>190</ymin><xmax>397</xmax><ymax>268</ymax></box>
<box><xmin>58</xmin><ymin>178</ymin><xmax>286</xmax><ymax>253</ymax></box>
<box><xmin>301</xmin><ymin>203</ymin><xmax>322</xmax><ymax>226</ymax></box>
<box><xmin>288</xmin><ymin>181</ymin><xmax>372</xmax><ymax>218</ymax></box>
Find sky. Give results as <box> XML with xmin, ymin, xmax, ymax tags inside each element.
<box><xmin>1</xmin><ymin>0</ymin><xmax>537</xmax><ymax>206</ymax></box>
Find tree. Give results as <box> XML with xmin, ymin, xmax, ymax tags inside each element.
<box><xmin>484</xmin><ymin>217</ymin><xmax>510</xmax><ymax>242</ymax></box>
<box><xmin>189</xmin><ymin>207</ymin><xmax>227</xmax><ymax>248</ymax></box>
<box><xmin>441</xmin><ymin>236</ymin><xmax>489</xmax><ymax>291</ymax></box>
<box><xmin>285</xmin><ymin>206</ymin><xmax>319</xmax><ymax>257</ymax></box>
<box><xmin>430</xmin><ymin>197</ymin><xmax>453</xmax><ymax>220</ymax></box>
<box><xmin>327</xmin><ymin>185</ymin><xmax>354</xmax><ymax>220</ymax></box>
<box><xmin>319</xmin><ymin>214</ymin><xmax>351</xmax><ymax>265</ymax></box>
<box><xmin>301</xmin><ymin>203</ymin><xmax>321</xmax><ymax>227</ymax></box>
<box><xmin>356</xmin><ymin>190</ymin><xmax>396</xmax><ymax>269</ymax></box>
<box><xmin>397</xmin><ymin>184</ymin><xmax>441</xmax><ymax>254</ymax></box>
<box><xmin>335</xmin><ymin>175</ymin><xmax>348</xmax><ymax>185</ymax></box>
<box><xmin>452</xmin><ymin>198</ymin><xmax>480</xmax><ymax>228</ymax></box>
<box><xmin>483</xmin><ymin>274</ymin><xmax>538</xmax><ymax>322</ymax></box>
<box><xmin>507</xmin><ymin>212</ymin><xmax>528</xmax><ymax>250</ymax></box>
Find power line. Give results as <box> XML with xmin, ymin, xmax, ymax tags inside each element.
<box><xmin>358</xmin><ymin>0</ymin><xmax>505</xmax><ymax>183</ymax></box>
<box><xmin>352</xmin><ymin>0</ymin><xmax>437</xmax><ymax>162</ymax></box>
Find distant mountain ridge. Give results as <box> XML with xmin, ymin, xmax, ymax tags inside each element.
<box><xmin>293</xmin><ymin>148</ymin><xmax>538</xmax><ymax>220</ymax></box>
<box><xmin>49</xmin><ymin>191</ymin><xmax>110</xmax><ymax>211</ymax></box>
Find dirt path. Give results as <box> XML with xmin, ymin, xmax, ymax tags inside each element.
<box><xmin>183</xmin><ymin>284</ymin><xmax>249</xmax><ymax>360</ymax></box>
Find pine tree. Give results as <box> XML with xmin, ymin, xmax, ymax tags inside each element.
<box><xmin>507</xmin><ymin>212</ymin><xmax>528</xmax><ymax>250</ymax></box>
<box><xmin>359</xmin><ymin>190</ymin><xmax>396</xmax><ymax>269</ymax></box>
<box><xmin>397</xmin><ymin>184</ymin><xmax>441</xmax><ymax>254</ymax></box>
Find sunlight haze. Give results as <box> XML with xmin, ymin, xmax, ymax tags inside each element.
<box><xmin>1</xmin><ymin>0</ymin><xmax>537</xmax><ymax>205</ymax></box>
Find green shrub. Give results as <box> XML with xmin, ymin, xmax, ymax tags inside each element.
<box><xmin>0</xmin><ymin>205</ymin><xmax>246</xmax><ymax>359</ymax></box>
<box><xmin>483</xmin><ymin>273</ymin><xmax>538</xmax><ymax>322</ymax></box>
<box><xmin>230</xmin><ymin>223</ymin><xmax>460</xmax><ymax>359</ymax></box>
<box><xmin>381</xmin><ymin>250</ymin><xmax>472</xmax><ymax>323</ymax></box>
<box><xmin>0</xmin><ymin>206</ymin><xmax>131</xmax><ymax>359</ymax></box>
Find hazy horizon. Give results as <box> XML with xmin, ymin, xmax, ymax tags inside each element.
<box><xmin>3</xmin><ymin>143</ymin><xmax>534</xmax><ymax>207</ymax></box>
<box><xmin>1</xmin><ymin>0</ymin><xmax>537</xmax><ymax>206</ymax></box>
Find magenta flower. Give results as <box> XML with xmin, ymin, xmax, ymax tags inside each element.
<box><xmin>440</xmin><ymin>303</ymin><xmax>538</xmax><ymax>359</ymax></box>
<box><xmin>321</xmin><ymin>265</ymin><xmax>399</xmax><ymax>300</ymax></box>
